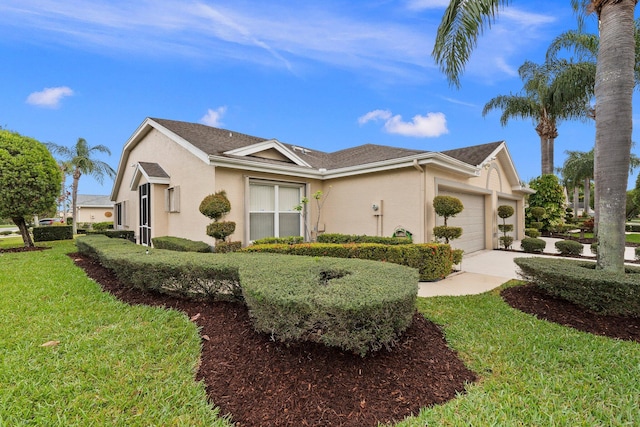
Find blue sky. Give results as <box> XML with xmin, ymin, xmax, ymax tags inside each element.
<box><xmin>1</xmin><ymin>0</ymin><xmax>638</xmax><ymax>195</ymax></box>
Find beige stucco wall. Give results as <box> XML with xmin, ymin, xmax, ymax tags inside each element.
<box><xmin>321</xmin><ymin>167</ymin><xmax>425</xmax><ymax>241</ymax></box>
<box><xmin>113</xmin><ymin>128</ymin><xmax>217</xmax><ymax>246</ymax></box>
<box><xmin>75</xmin><ymin>206</ymin><xmax>114</xmax><ymax>224</ymax></box>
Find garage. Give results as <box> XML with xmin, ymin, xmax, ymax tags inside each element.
<box><xmin>497</xmin><ymin>198</ymin><xmax>518</xmax><ymax>241</ymax></box>
<box><xmin>436</xmin><ymin>190</ymin><xmax>486</xmax><ymax>253</ymax></box>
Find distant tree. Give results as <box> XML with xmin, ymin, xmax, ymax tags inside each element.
<box><xmin>526</xmin><ymin>175</ymin><xmax>565</xmax><ymax>231</ymax></box>
<box><xmin>47</xmin><ymin>138</ymin><xmax>116</xmax><ymax>235</ymax></box>
<box><xmin>0</xmin><ymin>130</ymin><xmax>62</xmax><ymax>247</ymax></box>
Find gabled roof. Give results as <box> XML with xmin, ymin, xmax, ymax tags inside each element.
<box><xmin>111</xmin><ymin>117</ymin><xmax>529</xmax><ymax>199</ymax></box>
<box><xmin>76</xmin><ymin>194</ymin><xmax>114</xmax><ymax>207</ymax></box>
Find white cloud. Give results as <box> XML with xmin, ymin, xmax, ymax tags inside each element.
<box><xmin>200</xmin><ymin>106</ymin><xmax>227</xmax><ymax>127</ymax></box>
<box><xmin>26</xmin><ymin>86</ymin><xmax>74</xmax><ymax>108</ymax></box>
<box><xmin>357</xmin><ymin>109</ymin><xmax>392</xmax><ymax>125</ymax></box>
<box><xmin>359</xmin><ymin>109</ymin><xmax>448</xmax><ymax>138</ymax></box>
<box><xmin>385</xmin><ymin>112</ymin><xmax>448</xmax><ymax>137</ymax></box>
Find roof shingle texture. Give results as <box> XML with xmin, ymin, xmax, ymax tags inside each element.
<box><xmin>150</xmin><ymin>118</ymin><xmax>501</xmax><ymax>170</ymax></box>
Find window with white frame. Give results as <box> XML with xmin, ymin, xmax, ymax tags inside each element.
<box><xmin>165</xmin><ymin>186</ymin><xmax>180</xmax><ymax>213</ymax></box>
<box><xmin>249</xmin><ymin>181</ymin><xmax>303</xmax><ymax>241</ymax></box>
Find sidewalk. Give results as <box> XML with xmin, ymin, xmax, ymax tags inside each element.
<box><xmin>418</xmin><ymin>237</ymin><xmax>637</xmax><ymax>297</ymax></box>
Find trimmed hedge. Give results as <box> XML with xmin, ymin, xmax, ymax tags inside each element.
<box><xmin>214</xmin><ymin>241</ymin><xmax>242</xmax><ymax>253</ymax></box>
<box><xmin>238</xmin><ymin>254</ymin><xmax>418</xmax><ymax>356</ymax></box>
<box><xmin>554</xmin><ymin>239</ymin><xmax>583</xmax><ymax>256</ymax></box>
<box><xmin>514</xmin><ymin>257</ymin><xmax>640</xmax><ymax>316</ymax></box>
<box><xmin>253</xmin><ymin>236</ymin><xmax>304</xmax><ymax>245</ymax></box>
<box><xmin>317</xmin><ymin>233</ymin><xmax>412</xmax><ymax>245</ymax></box>
<box><xmin>521</xmin><ymin>237</ymin><xmax>546</xmax><ymax>253</ymax></box>
<box><xmin>151</xmin><ymin>236</ymin><xmax>211</xmax><ymax>253</ymax></box>
<box><xmin>86</xmin><ymin>229</ymin><xmax>135</xmax><ymax>241</ymax></box>
<box><xmin>626</xmin><ymin>223</ymin><xmax>640</xmax><ymax>232</ymax></box>
<box><xmin>76</xmin><ymin>235</ymin><xmax>419</xmax><ymax>356</ymax></box>
<box><xmin>33</xmin><ymin>225</ymin><xmax>73</xmax><ymax>242</ymax></box>
<box><xmin>241</xmin><ymin>242</ymin><xmax>454</xmax><ymax>281</ymax></box>
<box><xmin>76</xmin><ymin>235</ymin><xmax>241</xmax><ymax>301</ymax></box>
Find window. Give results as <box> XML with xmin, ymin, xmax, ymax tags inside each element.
<box><xmin>115</xmin><ymin>201</ymin><xmax>128</xmax><ymax>228</ymax></box>
<box><xmin>165</xmin><ymin>186</ymin><xmax>180</xmax><ymax>213</ymax></box>
<box><xmin>249</xmin><ymin>182</ymin><xmax>303</xmax><ymax>241</ymax></box>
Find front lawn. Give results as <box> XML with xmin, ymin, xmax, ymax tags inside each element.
<box><xmin>1</xmin><ymin>239</ymin><xmax>638</xmax><ymax>425</ymax></box>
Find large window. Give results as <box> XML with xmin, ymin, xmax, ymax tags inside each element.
<box><xmin>249</xmin><ymin>182</ymin><xmax>302</xmax><ymax>241</ymax></box>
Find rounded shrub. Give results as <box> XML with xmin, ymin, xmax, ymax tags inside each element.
<box><xmin>206</xmin><ymin>221</ymin><xmax>236</xmax><ymax>241</ymax></box>
<box><xmin>499</xmin><ymin>236</ymin><xmax>514</xmax><ymax>249</ymax></box>
<box><xmin>525</xmin><ymin>228</ymin><xmax>540</xmax><ymax>238</ymax></box>
<box><xmin>433</xmin><ymin>225</ymin><xmax>462</xmax><ymax>243</ymax></box>
<box><xmin>554</xmin><ymin>239</ymin><xmax>583</xmax><ymax>256</ymax></box>
<box><xmin>199</xmin><ymin>191</ymin><xmax>231</xmax><ymax>221</ymax></box>
<box><xmin>497</xmin><ymin>205</ymin><xmax>514</xmax><ymax>219</ymax></box>
<box><xmin>521</xmin><ymin>237</ymin><xmax>546</xmax><ymax>253</ymax></box>
<box><xmin>433</xmin><ymin>196</ymin><xmax>464</xmax><ymax>219</ymax></box>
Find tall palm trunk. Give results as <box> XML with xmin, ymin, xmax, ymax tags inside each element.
<box><xmin>573</xmin><ymin>186</ymin><xmax>579</xmax><ymax>218</ymax></box>
<box><xmin>583</xmin><ymin>177</ymin><xmax>591</xmax><ymax>216</ymax></box>
<box><xmin>71</xmin><ymin>170</ymin><xmax>81</xmax><ymax>236</ymax></box>
<box><xmin>595</xmin><ymin>0</ymin><xmax>635</xmax><ymax>273</ymax></box>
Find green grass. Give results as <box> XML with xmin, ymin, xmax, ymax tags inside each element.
<box><xmin>403</xmin><ymin>283</ymin><xmax>640</xmax><ymax>426</ymax></box>
<box><xmin>569</xmin><ymin>231</ymin><xmax>640</xmax><ymax>244</ymax></box>
<box><xmin>2</xmin><ymin>239</ymin><xmax>639</xmax><ymax>425</ymax></box>
<box><xmin>0</xmin><ymin>240</ymin><xmax>232</xmax><ymax>426</ymax></box>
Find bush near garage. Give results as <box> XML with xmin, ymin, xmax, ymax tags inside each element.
<box><xmin>76</xmin><ymin>234</ymin><xmax>420</xmax><ymax>356</ymax></box>
<box><xmin>554</xmin><ymin>239</ymin><xmax>583</xmax><ymax>256</ymax></box>
<box><xmin>152</xmin><ymin>236</ymin><xmax>211</xmax><ymax>253</ymax></box>
<box><xmin>242</xmin><ymin>242</ymin><xmax>454</xmax><ymax>281</ymax></box>
<box><xmin>514</xmin><ymin>257</ymin><xmax>640</xmax><ymax>316</ymax></box>
<box><xmin>521</xmin><ymin>237</ymin><xmax>546</xmax><ymax>253</ymax></box>
<box><xmin>33</xmin><ymin>225</ymin><xmax>73</xmax><ymax>242</ymax></box>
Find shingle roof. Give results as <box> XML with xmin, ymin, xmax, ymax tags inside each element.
<box><xmin>76</xmin><ymin>194</ymin><xmax>114</xmax><ymax>207</ymax></box>
<box><xmin>150</xmin><ymin>118</ymin><xmax>501</xmax><ymax>170</ymax></box>
<box><xmin>138</xmin><ymin>162</ymin><xmax>169</xmax><ymax>178</ymax></box>
<box><xmin>440</xmin><ymin>141</ymin><xmax>503</xmax><ymax>166</ymax></box>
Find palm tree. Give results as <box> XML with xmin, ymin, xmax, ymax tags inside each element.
<box><xmin>47</xmin><ymin>138</ymin><xmax>116</xmax><ymax>235</ymax></box>
<box><xmin>432</xmin><ymin>0</ymin><xmax>637</xmax><ymax>273</ymax></box>
<box><xmin>561</xmin><ymin>149</ymin><xmax>594</xmax><ymax>217</ymax></box>
<box><xmin>483</xmin><ymin>60</ymin><xmax>589</xmax><ymax>175</ymax></box>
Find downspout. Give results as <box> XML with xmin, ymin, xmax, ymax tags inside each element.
<box><xmin>413</xmin><ymin>159</ymin><xmax>425</xmax><ymax>242</ymax></box>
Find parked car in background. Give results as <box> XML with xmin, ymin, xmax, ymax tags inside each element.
<box><xmin>38</xmin><ymin>218</ymin><xmax>62</xmax><ymax>226</ymax></box>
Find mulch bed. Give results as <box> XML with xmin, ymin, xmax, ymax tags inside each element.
<box><xmin>68</xmin><ymin>253</ymin><xmax>477</xmax><ymax>427</ymax></box>
<box><xmin>66</xmin><ymin>252</ymin><xmax>640</xmax><ymax>425</ymax></box>
<box><xmin>501</xmin><ymin>284</ymin><xmax>640</xmax><ymax>343</ymax></box>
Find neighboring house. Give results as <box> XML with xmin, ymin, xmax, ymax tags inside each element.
<box><xmin>111</xmin><ymin>117</ymin><xmax>534</xmax><ymax>253</ymax></box>
<box><xmin>75</xmin><ymin>194</ymin><xmax>115</xmax><ymax>224</ymax></box>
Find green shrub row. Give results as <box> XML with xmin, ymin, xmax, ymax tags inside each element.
<box><xmin>242</xmin><ymin>242</ymin><xmax>454</xmax><ymax>281</ymax></box>
<box><xmin>76</xmin><ymin>235</ymin><xmax>419</xmax><ymax>356</ymax></box>
<box><xmin>76</xmin><ymin>235</ymin><xmax>242</xmax><ymax>301</ymax></box>
<box><xmin>253</xmin><ymin>236</ymin><xmax>304</xmax><ymax>245</ymax></box>
<box><xmin>92</xmin><ymin>221</ymin><xmax>114</xmax><ymax>231</ymax></box>
<box><xmin>317</xmin><ymin>233</ymin><xmax>412</xmax><ymax>245</ymax></box>
<box><xmin>214</xmin><ymin>241</ymin><xmax>242</xmax><ymax>253</ymax></box>
<box><xmin>151</xmin><ymin>236</ymin><xmax>211</xmax><ymax>253</ymax></box>
<box><xmin>86</xmin><ymin>229</ymin><xmax>135</xmax><ymax>241</ymax></box>
<box><xmin>33</xmin><ymin>225</ymin><xmax>73</xmax><ymax>242</ymax></box>
<box><xmin>238</xmin><ymin>253</ymin><xmax>418</xmax><ymax>356</ymax></box>
<box><xmin>554</xmin><ymin>239</ymin><xmax>583</xmax><ymax>256</ymax></box>
<box><xmin>524</xmin><ymin>228</ymin><xmax>540</xmax><ymax>238</ymax></box>
<box><xmin>514</xmin><ymin>257</ymin><xmax>640</xmax><ymax>316</ymax></box>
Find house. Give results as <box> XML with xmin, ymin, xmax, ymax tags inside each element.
<box><xmin>74</xmin><ymin>194</ymin><xmax>114</xmax><ymax>225</ymax></box>
<box><xmin>110</xmin><ymin>117</ymin><xmax>534</xmax><ymax>253</ymax></box>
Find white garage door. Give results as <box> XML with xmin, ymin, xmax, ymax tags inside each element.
<box><xmin>436</xmin><ymin>190</ymin><xmax>486</xmax><ymax>253</ymax></box>
<box><xmin>497</xmin><ymin>198</ymin><xmax>518</xmax><ymax>240</ymax></box>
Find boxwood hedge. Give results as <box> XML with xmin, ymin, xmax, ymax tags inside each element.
<box><xmin>76</xmin><ymin>235</ymin><xmax>419</xmax><ymax>356</ymax></box>
<box><xmin>514</xmin><ymin>257</ymin><xmax>640</xmax><ymax>316</ymax></box>
<box><xmin>152</xmin><ymin>236</ymin><xmax>211</xmax><ymax>253</ymax></box>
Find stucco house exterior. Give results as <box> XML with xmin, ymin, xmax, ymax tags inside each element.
<box><xmin>74</xmin><ymin>194</ymin><xmax>114</xmax><ymax>224</ymax></box>
<box><xmin>110</xmin><ymin>117</ymin><xmax>534</xmax><ymax>253</ymax></box>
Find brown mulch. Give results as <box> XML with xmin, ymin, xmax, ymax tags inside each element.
<box><xmin>501</xmin><ymin>283</ymin><xmax>640</xmax><ymax>343</ymax></box>
<box><xmin>68</xmin><ymin>252</ymin><xmax>477</xmax><ymax>427</ymax></box>
<box><xmin>0</xmin><ymin>246</ymin><xmax>50</xmax><ymax>253</ymax></box>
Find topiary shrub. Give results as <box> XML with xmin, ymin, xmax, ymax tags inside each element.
<box><xmin>497</xmin><ymin>205</ymin><xmax>515</xmax><ymax>249</ymax></box>
<box><xmin>521</xmin><ymin>237</ymin><xmax>546</xmax><ymax>253</ymax></box>
<box><xmin>206</xmin><ymin>222</ymin><xmax>237</xmax><ymax>241</ymax></box>
<box><xmin>214</xmin><ymin>241</ymin><xmax>242</xmax><ymax>253</ymax></box>
<box><xmin>432</xmin><ymin>195</ymin><xmax>464</xmax><ymax>244</ymax></box>
<box><xmin>525</xmin><ymin>228</ymin><xmax>540</xmax><ymax>238</ymax></box>
<box><xmin>200</xmin><ymin>190</ymin><xmax>238</xmax><ymax>248</ymax></box>
<box><xmin>554</xmin><ymin>239</ymin><xmax>583</xmax><ymax>256</ymax></box>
